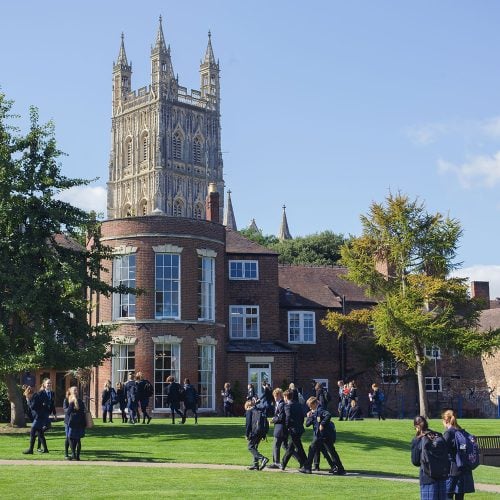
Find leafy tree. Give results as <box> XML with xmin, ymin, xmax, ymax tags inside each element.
<box><xmin>239</xmin><ymin>227</ymin><xmax>347</xmax><ymax>266</ymax></box>
<box><xmin>322</xmin><ymin>193</ymin><xmax>500</xmax><ymax>418</ymax></box>
<box><xmin>0</xmin><ymin>93</ymin><xmax>132</xmax><ymax>426</ymax></box>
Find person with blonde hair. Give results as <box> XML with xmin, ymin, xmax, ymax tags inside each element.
<box><xmin>101</xmin><ymin>380</ymin><xmax>116</xmax><ymax>423</ymax></box>
<box><xmin>442</xmin><ymin>409</ymin><xmax>475</xmax><ymax>499</ymax></box>
<box><xmin>66</xmin><ymin>386</ymin><xmax>86</xmax><ymax>460</ymax></box>
<box><xmin>268</xmin><ymin>387</ymin><xmax>287</xmax><ymax>469</ymax></box>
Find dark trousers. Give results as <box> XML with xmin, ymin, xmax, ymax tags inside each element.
<box><xmin>127</xmin><ymin>400</ymin><xmax>138</xmax><ymax>423</ymax></box>
<box><xmin>170</xmin><ymin>405</ymin><xmax>184</xmax><ymax>423</ymax></box>
<box><xmin>282</xmin><ymin>432</ymin><xmax>307</xmax><ymax>468</ymax></box>
<box><xmin>184</xmin><ymin>407</ymin><xmax>198</xmax><ymax>423</ymax></box>
<box><xmin>272</xmin><ymin>434</ymin><xmax>287</xmax><ymax>464</ymax></box>
<box><xmin>308</xmin><ymin>436</ymin><xmax>334</xmax><ymax>470</ymax></box>
<box><xmin>248</xmin><ymin>437</ymin><xmax>264</xmax><ymax>464</ymax></box>
<box><xmin>102</xmin><ymin>406</ymin><xmax>113</xmax><ymax>422</ymax></box>
<box><xmin>28</xmin><ymin>427</ymin><xmax>47</xmax><ymax>452</ymax></box>
<box><xmin>139</xmin><ymin>399</ymin><xmax>150</xmax><ymax>421</ymax></box>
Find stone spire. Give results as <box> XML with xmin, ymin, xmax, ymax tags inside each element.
<box><xmin>223</xmin><ymin>189</ymin><xmax>237</xmax><ymax>230</ymax></box>
<box><xmin>204</xmin><ymin>31</ymin><xmax>216</xmax><ymax>64</ymax></box>
<box><xmin>151</xmin><ymin>15</ymin><xmax>175</xmax><ymax>90</ymax></box>
<box><xmin>248</xmin><ymin>218</ymin><xmax>259</xmax><ymax>233</ymax></box>
<box><xmin>278</xmin><ymin>205</ymin><xmax>292</xmax><ymax>241</ymax></box>
<box><xmin>154</xmin><ymin>15</ymin><xmax>167</xmax><ymax>52</ymax></box>
<box><xmin>116</xmin><ymin>33</ymin><xmax>129</xmax><ymax>67</ymax></box>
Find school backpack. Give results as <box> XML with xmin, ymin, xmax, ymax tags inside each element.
<box><xmin>454</xmin><ymin>429</ymin><xmax>480</xmax><ymax>470</ymax></box>
<box><xmin>251</xmin><ymin>408</ymin><xmax>269</xmax><ymax>441</ymax></box>
<box><xmin>323</xmin><ymin>389</ymin><xmax>332</xmax><ymax>405</ymax></box>
<box><xmin>420</xmin><ymin>431</ymin><xmax>450</xmax><ymax>480</ymax></box>
<box><xmin>143</xmin><ymin>380</ymin><xmax>154</xmax><ymax>398</ymax></box>
<box><xmin>377</xmin><ymin>390</ymin><xmax>385</xmax><ymax>403</ymax></box>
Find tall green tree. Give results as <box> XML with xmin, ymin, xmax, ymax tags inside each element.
<box><xmin>322</xmin><ymin>193</ymin><xmax>500</xmax><ymax>418</ymax></box>
<box><xmin>0</xmin><ymin>93</ymin><xmax>130</xmax><ymax>426</ymax></box>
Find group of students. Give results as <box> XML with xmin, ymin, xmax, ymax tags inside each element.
<box><xmin>103</xmin><ymin>372</ymin><xmax>200</xmax><ymax>425</ymax></box>
<box><xmin>243</xmin><ymin>382</ymin><xmax>346</xmax><ymax>475</ymax></box>
<box><xmin>412</xmin><ymin>410</ymin><xmax>477</xmax><ymax>500</ymax></box>
<box><xmin>23</xmin><ymin>378</ymin><xmax>86</xmax><ymax>461</ymax></box>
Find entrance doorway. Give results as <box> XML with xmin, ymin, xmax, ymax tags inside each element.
<box><xmin>248</xmin><ymin>363</ymin><xmax>271</xmax><ymax>395</ymax></box>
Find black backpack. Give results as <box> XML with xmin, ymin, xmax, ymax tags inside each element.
<box><xmin>143</xmin><ymin>380</ymin><xmax>154</xmax><ymax>398</ymax></box>
<box><xmin>251</xmin><ymin>408</ymin><xmax>269</xmax><ymax>441</ymax></box>
<box><xmin>421</xmin><ymin>431</ymin><xmax>450</xmax><ymax>480</ymax></box>
<box><xmin>454</xmin><ymin>429</ymin><xmax>480</xmax><ymax>470</ymax></box>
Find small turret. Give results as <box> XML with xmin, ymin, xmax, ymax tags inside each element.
<box><xmin>199</xmin><ymin>31</ymin><xmax>220</xmax><ymax>108</ymax></box>
<box><xmin>278</xmin><ymin>205</ymin><xmax>292</xmax><ymax>241</ymax></box>
<box><xmin>223</xmin><ymin>190</ymin><xmax>237</xmax><ymax>230</ymax></box>
<box><xmin>112</xmin><ymin>33</ymin><xmax>132</xmax><ymax>113</ymax></box>
<box><xmin>151</xmin><ymin>16</ymin><xmax>176</xmax><ymax>96</ymax></box>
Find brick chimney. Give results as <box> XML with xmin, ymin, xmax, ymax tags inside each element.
<box><xmin>470</xmin><ymin>281</ymin><xmax>490</xmax><ymax>310</ymax></box>
<box><xmin>205</xmin><ymin>183</ymin><xmax>219</xmax><ymax>223</ymax></box>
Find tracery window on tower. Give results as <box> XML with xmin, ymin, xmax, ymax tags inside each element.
<box><xmin>126</xmin><ymin>138</ymin><xmax>133</xmax><ymax>166</ymax></box>
<box><xmin>193</xmin><ymin>137</ymin><xmax>202</xmax><ymax>165</ymax></box>
<box><xmin>173</xmin><ymin>132</ymin><xmax>182</xmax><ymax>160</ymax></box>
<box><xmin>142</xmin><ymin>132</ymin><xmax>149</xmax><ymax>162</ymax></box>
<box><xmin>173</xmin><ymin>198</ymin><xmax>184</xmax><ymax>217</ymax></box>
<box><xmin>124</xmin><ymin>204</ymin><xmax>132</xmax><ymax>217</ymax></box>
<box><xmin>194</xmin><ymin>203</ymin><xmax>203</xmax><ymax>219</ymax></box>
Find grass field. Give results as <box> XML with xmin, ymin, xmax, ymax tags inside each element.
<box><xmin>0</xmin><ymin>417</ymin><xmax>498</xmax><ymax>499</ymax></box>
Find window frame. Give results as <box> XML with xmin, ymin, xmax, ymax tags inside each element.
<box><xmin>425</xmin><ymin>376</ymin><xmax>442</xmax><ymax>392</ymax></box>
<box><xmin>425</xmin><ymin>346</ymin><xmax>441</xmax><ymax>360</ymax></box>
<box><xmin>228</xmin><ymin>260</ymin><xmax>259</xmax><ymax>280</ymax></box>
<box><xmin>229</xmin><ymin>305</ymin><xmax>260</xmax><ymax>339</ymax></box>
<box><xmin>153</xmin><ymin>341</ymin><xmax>181</xmax><ymax>410</ymax></box>
<box><xmin>155</xmin><ymin>253</ymin><xmax>181</xmax><ymax>320</ymax></box>
<box><xmin>111</xmin><ymin>343</ymin><xmax>135</xmax><ymax>387</ymax></box>
<box><xmin>198</xmin><ymin>255</ymin><xmax>215</xmax><ymax>321</ymax></box>
<box><xmin>198</xmin><ymin>344</ymin><xmax>215</xmax><ymax>410</ymax></box>
<box><xmin>380</xmin><ymin>358</ymin><xmax>399</xmax><ymax>385</ymax></box>
<box><xmin>287</xmin><ymin>310</ymin><xmax>316</xmax><ymax>344</ymax></box>
<box><xmin>112</xmin><ymin>254</ymin><xmax>136</xmax><ymax>320</ymax></box>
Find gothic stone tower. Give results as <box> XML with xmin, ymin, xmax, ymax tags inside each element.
<box><xmin>107</xmin><ymin>18</ymin><xmax>223</xmax><ymax>220</ymax></box>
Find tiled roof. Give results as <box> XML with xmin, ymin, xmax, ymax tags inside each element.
<box><xmin>479</xmin><ymin>308</ymin><xmax>500</xmax><ymax>330</ymax></box>
<box><xmin>227</xmin><ymin>340</ymin><xmax>296</xmax><ymax>353</ymax></box>
<box><xmin>225</xmin><ymin>229</ymin><xmax>278</xmax><ymax>255</ymax></box>
<box><xmin>52</xmin><ymin>233</ymin><xmax>85</xmax><ymax>252</ymax></box>
<box><xmin>279</xmin><ymin>265</ymin><xmax>376</xmax><ymax>309</ymax></box>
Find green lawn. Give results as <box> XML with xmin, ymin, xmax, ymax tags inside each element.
<box><xmin>0</xmin><ymin>417</ymin><xmax>498</xmax><ymax>499</ymax></box>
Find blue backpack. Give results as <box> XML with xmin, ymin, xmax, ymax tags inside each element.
<box><xmin>454</xmin><ymin>429</ymin><xmax>480</xmax><ymax>470</ymax></box>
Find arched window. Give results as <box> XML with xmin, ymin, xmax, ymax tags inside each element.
<box><xmin>194</xmin><ymin>203</ymin><xmax>203</xmax><ymax>219</ymax></box>
<box><xmin>126</xmin><ymin>138</ymin><xmax>132</xmax><ymax>166</ymax></box>
<box><xmin>140</xmin><ymin>200</ymin><xmax>147</xmax><ymax>216</ymax></box>
<box><xmin>193</xmin><ymin>137</ymin><xmax>202</xmax><ymax>165</ymax></box>
<box><xmin>173</xmin><ymin>132</ymin><xmax>182</xmax><ymax>160</ymax></box>
<box><xmin>142</xmin><ymin>133</ymin><xmax>148</xmax><ymax>162</ymax></box>
<box><xmin>173</xmin><ymin>199</ymin><xmax>184</xmax><ymax>217</ymax></box>
<box><xmin>124</xmin><ymin>205</ymin><xmax>132</xmax><ymax>217</ymax></box>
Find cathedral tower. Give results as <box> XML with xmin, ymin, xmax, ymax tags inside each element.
<box><xmin>107</xmin><ymin>18</ymin><xmax>224</xmax><ymax>220</ymax></box>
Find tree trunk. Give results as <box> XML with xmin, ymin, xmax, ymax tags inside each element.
<box><xmin>4</xmin><ymin>373</ymin><xmax>26</xmax><ymax>427</ymax></box>
<box><xmin>415</xmin><ymin>361</ymin><xmax>428</xmax><ymax>419</ymax></box>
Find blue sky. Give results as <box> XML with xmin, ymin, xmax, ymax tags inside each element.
<box><xmin>2</xmin><ymin>1</ymin><xmax>500</xmax><ymax>296</ymax></box>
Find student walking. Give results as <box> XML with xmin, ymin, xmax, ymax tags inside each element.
<box><xmin>221</xmin><ymin>382</ymin><xmax>235</xmax><ymax>417</ymax></box>
<box><xmin>136</xmin><ymin>372</ymin><xmax>153</xmax><ymax>424</ymax></box>
<box><xmin>411</xmin><ymin>415</ymin><xmax>449</xmax><ymax>500</ymax></box>
<box><xmin>268</xmin><ymin>388</ymin><xmax>287</xmax><ymax>469</ymax></box>
<box><xmin>183</xmin><ymin>378</ymin><xmax>199</xmax><ymax>424</ymax></box>
<box><xmin>166</xmin><ymin>375</ymin><xmax>185</xmax><ymax>424</ymax></box>
<box><xmin>116</xmin><ymin>382</ymin><xmax>127</xmax><ymax>423</ymax></box>
<box><xmin>101</xmin><ymin>380</ymin><xmax>116</xmax><ymax>423</ymax></box>
<box><xmin>442</xmin><ymin>409</ymin><xmax>476</xmax><ymax>499</ymax></box>
<box><xmin>281</xmin><ymin>389</ymin><xmax>307</xmax><ymax>471</ymax></box>
<box><xmin>245</xmin><ymin>400</ymin><xmax>269</xmax><ymax>471</ymax></box>
<box><xmin>124</xmin><ymin>372</ymin><xmax>138</xmax><ymax>424</ymax></box>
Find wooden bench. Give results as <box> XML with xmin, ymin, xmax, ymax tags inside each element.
<box><xmin>476</xmin><ymin>435</ymin><xmax>500</xmax><ymax>467</ymax></box>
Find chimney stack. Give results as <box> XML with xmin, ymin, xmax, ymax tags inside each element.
<box><xmin>206</xmin><ymin>183</ymin><xmax>219</xmax><ymax>223</ymax></box>
<box><xmin>470</xmin><ymin>281</ymin><xmax>490</xmax><ymax>310</ymax></box>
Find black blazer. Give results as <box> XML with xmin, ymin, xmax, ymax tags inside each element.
<box><xmin>284</xmin><ymin>400</ymin><xmax>304</xmax><ymax>436</ymax></box>
<box><xmin>272</xmin><ymin>399</ymin><xmax>287</xmax><ymax>438</ymax></box>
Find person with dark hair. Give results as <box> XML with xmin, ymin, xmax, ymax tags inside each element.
<box><xmin>136</xmin><ymin>372</ymin><xmax>152</xmax><ymax>424</ymax></box>
<box><xmin>166</xmin><ymin>375</ymin><xmax>185</xmax><ymax>424</ymax></box>
<box><xmin>183</xmin><ymin>378</ymin><xmax>199</xmax><ymax>424</ymax></box>
<box><xmin>372</xmin><ymin>383</ymin><xmax>386</xmax><ymax>420</ymax></box>
<box><xmin>22</xmin><ymin>378</ymin><xmax>55</xmax><ymax>455</ymax></box>
<box><xmin>221</xmin><ymin>382</ymin><xmax>235</xmax><ymax>417</ymax></box>
<box><xmin>348</xmin><ymin>400</ymin><xmax>363</xmax><ymax>420</ymax></box>
<box><xmin>259</xmin><ymin>381</ymin><xmax>275</xmax><ymax>417</ymax></box>
<box><xmin>267</xmin><ymin>388</ymin><xmax>287</xmax><ymax>469</ymax></box>
<box><xmin>246</xmin><ymin>383</ymin><xmax>257</xmax><ymax>402</ymax></box>
<box><xmin>442</xmin><ymin>409</ymin><xmax>475</xmax><ymax>499</ymax></box>
<box><xmin>115</xmin><ymin>381</ymin><xmax>127</xmax><ymax>423</ymax></box>
<box><xmin>62</xmin><ymin>388</ymin><xmax>71</xmax><ymax>459</ymax></box>
<box><xmin>281</xmin><ymin>389</ymin><xmax>307</xmax><ymax>471</ymax></box>
<box><xmin>124</xmin><ymin>372</ymin><xmax>138</xmax><ymax>424</ymax></box>
<box><xmin>411</xmin><ymin>415</ymin><xmax>448</xmax><ymax>500</ymax></box>
<box><xmin>245</xmin><ymin>400</ymin><xmax>269</xmax><ymax>470</ymax></box>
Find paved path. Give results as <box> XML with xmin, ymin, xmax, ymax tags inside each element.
<box><xmin>0</xmin><ymin>460</ymin><xmax>498</xmax><ymax>493</ymax></box>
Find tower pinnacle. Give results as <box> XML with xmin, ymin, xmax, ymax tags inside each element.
<box><xmin>223</xmin><ymin>189</ymin><xmax>237</xmax><ymax>230</ymax></box>
<box><xmin>117</xmin><ymin>33</ymin><xmax>128</xmax><ymax>66</ymax></box>
<box><xmin>204</xmin><ymin>31</ymin><xmax>216</xmax><ymax>64</ymax></box>
<box><xmin>278</xmin><ymin>205</ymin><xmax>292</xmax><ymax>241</ymax></box>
